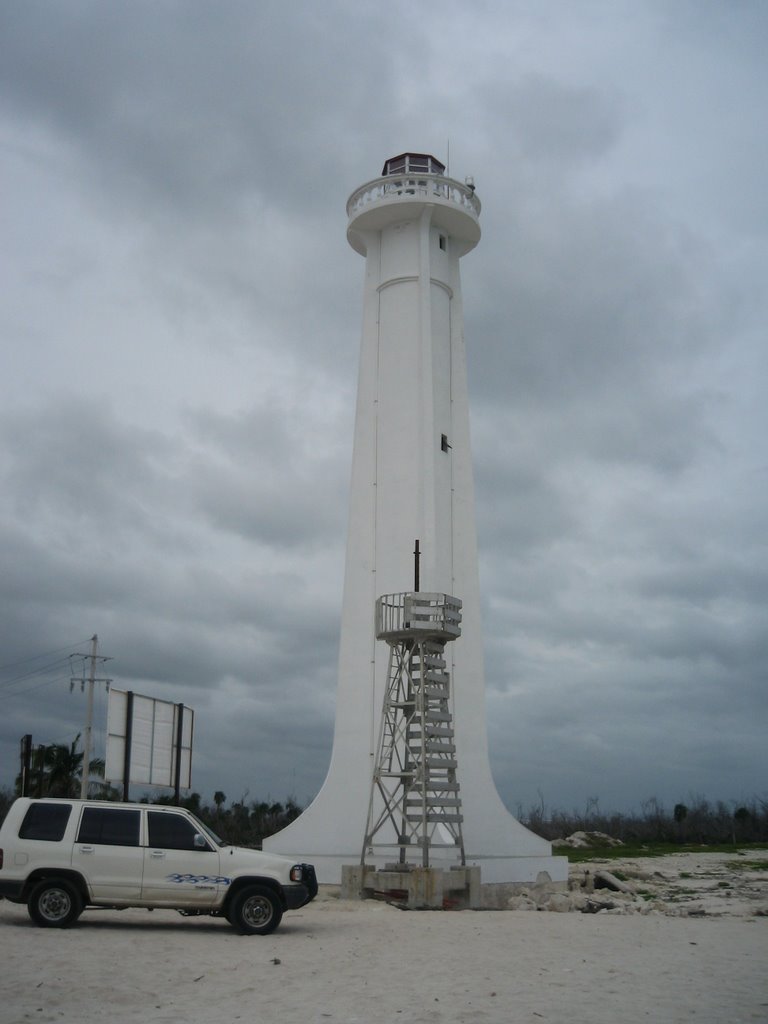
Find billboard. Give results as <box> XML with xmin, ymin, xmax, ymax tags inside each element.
<box><xmin>105</xmin><ymin>689</ymin><xmax>194</xmax><ymax>791</ymax></box>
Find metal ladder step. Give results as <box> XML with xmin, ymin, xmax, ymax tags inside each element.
<box><xmin>406</xmin><ymin>797</ymin><xmax>462</xmax><ymax>808</ymax></box>
<box><xmin>408</xmin><ymin>726</ymin><xmax>454</xmax><ymax>738</ymax></box>
<box><xmin>405</xmin><ymin>813</ymin><xmax>464</xmax><ymax>824</ymax></box>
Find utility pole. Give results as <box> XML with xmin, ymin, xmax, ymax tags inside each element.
<box><xmin>72</xmin><ymin>635</ymin><xmax>112</xmax><ymax>800</ymax></box>
<box><xmin>19</xmin><ymin>734</ymin><xmax>32</xmax><ymax>797</ymax></box>
<box><xmin>81</xmin><ymin>635</ymin><xmax>98</xmax><ymax>800</ymax></box>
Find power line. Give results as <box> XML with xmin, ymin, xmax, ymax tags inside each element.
<box><xmin>0</xmin><ymin>655</ymin><xmax>81</xmax><ymax>692</ymax></box>
<box><xmin>0</xmin><ymin>638</ymin><xmax>93</xmax><ymax>675</ymax></box>
<box><xmin>0</xmin><ymin>640</ymin><xmax>108</xmax><ymax>704</ymax></box>
<box><xmin>0</xmin><ymin>671</ymin><xmax>75</xmax><ymax>701</ymax></box>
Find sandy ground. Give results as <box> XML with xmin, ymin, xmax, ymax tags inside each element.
<box><xmin>1</xmin><ymin>851</ymin><xmax>766</xmax><ymax>1024</ymax></box>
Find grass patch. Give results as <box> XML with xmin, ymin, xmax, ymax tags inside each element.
<box><xmin>724</xmin><ymin>858</ymin><xmax>768</xmax><ymax>871</ymax></box>
<box><xmin>565</xmin><ymin>842</ymin><xmax>768</xmax><ymax>864</ymax></box>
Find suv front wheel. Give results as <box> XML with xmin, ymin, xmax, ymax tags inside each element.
<box><xmin>28</xmin><ymin>878</ymin><xmax>83</xmax><ymax>928</ymax></box>
<box><xmin>228</xmin><ymin>885</ymin><xmax>283</xmax><ymax>935</ymax></box>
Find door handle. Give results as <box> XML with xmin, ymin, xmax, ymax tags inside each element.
<box><xmin>78</xmin><ymin>845</ymin><xmax>95</xmax><ymax>854</ymax></box>
<box><xmin>150</xmin><ymin>850</ymin><xmax>166</xmax><ymax>859</ymax></box>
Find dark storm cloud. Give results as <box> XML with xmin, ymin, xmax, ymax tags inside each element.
<box><xmin>485</xmin><ymin>72</ymin><xmax>622</xmax><ymax>167</ymax></box>
<box><xmin>1</xmin><ymin>1</ymin><xmax>765</xmax><ymax>816</ymax></box>
<box><xmin>186</xmin><ymin>404</ymin><xmax>349</xmax><ymax>550</ymax></box>
<box><xmin>468</xmin><ymin>192</ymin><xmax>720</xmax><ymax>405</ymax></box>
<box><xmin>0</xmin><ymin>0</ymin><xmax>412</xmax><ymax>215</ymax></box>
<box><xmin>1</xmin><ymin>402</ymin><xmax>172</xmax><ymax>537</ymax></box>
<box><xmin>0</xmin><ymin>399</ymin><xmax>343</xmax><ymax>695</ymax></box>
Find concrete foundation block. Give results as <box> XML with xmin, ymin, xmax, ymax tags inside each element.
<box><xmin>341</xmin><ymin>863</ymin><xmax>483</xmax><ymax>909</ymax></box>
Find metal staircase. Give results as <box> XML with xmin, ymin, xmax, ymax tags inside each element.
<box><xmin>362</xmin><ymin>592</ymin><xmax>465</xmax><ymax>868</ymax></box>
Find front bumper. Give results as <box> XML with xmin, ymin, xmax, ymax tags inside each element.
<box><xmin>284</xmin><ymin>864</ymin><xmax>317</xmax><ymax>908</ymax></box>
<box><xmin>299</xmin><ymin>863</ymin><xmax>318</xmax><ymax>902</ymax></box>
<box><xmin>284</xmin><ymin>883</ymin><xmax>310</xmax><ymax>909</ymax></box>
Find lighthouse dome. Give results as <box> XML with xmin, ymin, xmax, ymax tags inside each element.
<box><xmin>381</xmin><ymin>153</ymin><xmax>446</xmax><ymax>176</ymax></box>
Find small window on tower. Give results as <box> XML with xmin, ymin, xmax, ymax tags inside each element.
<box><xmin>439</xmin><ymin>235</ymin><xmax>447</xmax><ymax>252</ymax></box>
<box><xmin>441</xmin><ymin>434</ymin><xmax>451</xmax><ymax>452</ymax></box>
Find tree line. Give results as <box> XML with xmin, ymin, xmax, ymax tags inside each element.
<box><xmin>3</xmin><ymin>736</ymin><xmax>766</xmax><ymax>847</ymax></box>
<box><xmin>518</xmin><ymin>793</ymin><xmax>768</xmax><ymax>845</ymax></box>
<box><xmin>5</xmin><ymin>735</ymin><xmax>302</xmax><ymax>847</ymax></box>
<box><xmin>145</xmin><ymin>790</ymin><xmax>303</xmax><ymax>848</ymax></box>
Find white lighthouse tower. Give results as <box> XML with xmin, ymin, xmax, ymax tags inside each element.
<box><xmin>265</xmin><ymin>153</ymin><xmax>566</xmax><ymax>885</ymax></box>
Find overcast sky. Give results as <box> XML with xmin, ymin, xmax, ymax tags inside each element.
<box><xmin>1</xmin><ymin>1</ymin><xmax>766</xmax><ymax>823</ymax></box>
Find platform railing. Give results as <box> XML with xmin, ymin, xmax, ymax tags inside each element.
<box><xmin>347</xmin><ymin>175</ymin><xmax>481</xmax><ymax>221</ymax></box>
<box><xmin>376</xmin><ymin>592</ymin><xmax>462</xmax><ymax>641</ymax></box>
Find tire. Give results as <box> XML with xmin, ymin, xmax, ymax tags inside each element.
<box><xmin>228</xmin><ymin>885</ymin><xmax>283</xmax><ymax>935</ymax></box>
<box><xmin>28</xmin><ymin>879</ymin><xmax>83</xmax><ymax>928</ymax></box>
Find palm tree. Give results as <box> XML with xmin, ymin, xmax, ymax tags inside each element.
<box><xmin>46</xmin><ymin>737</ymin><xmax>84</xmax><ymax>797</ymax></box>
<box><xmin>19</xmin><ymin>735</ymin><xmax>107</xmax><ymax>798</ymax></box>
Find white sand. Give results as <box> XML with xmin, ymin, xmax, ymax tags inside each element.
<box><xmin>2</xmin><ymin>851</ymin><xmax>766</xmax><ymax>1024</ymax></box>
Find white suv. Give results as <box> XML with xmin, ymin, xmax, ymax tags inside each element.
<box><xmin>0</xmin><ymin>798</ymin><xmax>316</xmax><ymax>934</ymax></box>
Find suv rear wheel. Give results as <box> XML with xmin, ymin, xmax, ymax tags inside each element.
<box><xmin>228</xmin><ymin>885</ymin><xmax>283</xmax><ymax>935</ymax></box>
<box><xmin>28</xmin><ymin>878</ymin><xmax>83</xmax><ymax>928</ymax></box>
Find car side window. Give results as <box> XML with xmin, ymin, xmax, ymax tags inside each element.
<box><xmin>19</xmin><ymin>802</ymin><xmax>72</xmax><ymax>841</ymax></box>
<box><xmin>147</xmin><ymin>811</ymin><xmax>207</xmax><ymax>851</ymax></box>
<box><xmin>77</xmin><ymin>807</ymin><xmax>141</xmax><ymax>847</ymax></box>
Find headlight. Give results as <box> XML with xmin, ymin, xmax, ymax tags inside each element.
<box><xmin>290</xmin><ymin>865</ymin><xmax>303</xmax><ymax>882</ymax></box>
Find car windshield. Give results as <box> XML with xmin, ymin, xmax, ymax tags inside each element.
<box><xmin>188</xmin><ymin>812</ymin><xmax>226</xmax><ymax>847</ymax></box>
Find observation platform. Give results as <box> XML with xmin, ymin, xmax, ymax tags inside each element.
<box><xmin>375</xmin><ymin>592</ymin><xmax>462</xmax><ymax>643</ymax></box>
<box><xmin>347</xmin><ymin>151</ymin><xmax>480</xmax><ymax>255</ymax></box>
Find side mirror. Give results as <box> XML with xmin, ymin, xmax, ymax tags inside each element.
<box><xmin>193</xmin><ymin>833</ymin><xmax>208</xmax><ymax>850</ymax></box>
